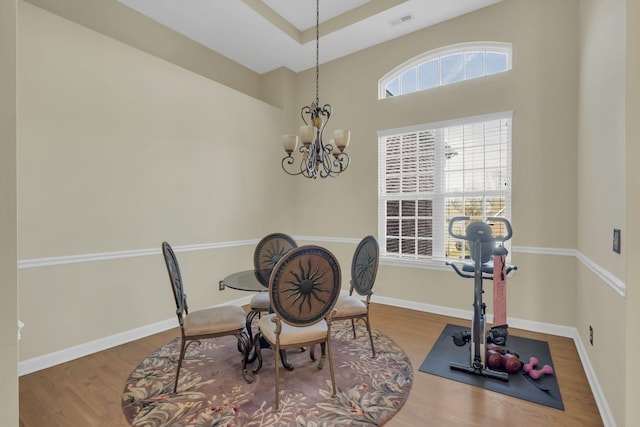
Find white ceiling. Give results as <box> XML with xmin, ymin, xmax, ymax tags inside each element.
<box><xmin>118</xmin><ymin>0</ymin><xmax>503</xmax><ymax>74</ymax></box>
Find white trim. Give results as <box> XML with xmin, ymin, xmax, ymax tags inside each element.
<box><xmin>512</xmin><ymin>246</ymin><xmax>576</xmax><ymax>257</ymax></box>
<box><xmin>376</xmin><ymin>111</ymin><xmax>513</xmax><ymax>139</ymax></box>
<box><xmin>293</xmin><ymin>236</ymin><xmax>361</xmax><ymax>245</ymax></box>
<box><xmin>576</xmin><ymin>251</ymin><xmax>626</xmax><ymax>298</ymax></box>
<box><xmin>371</xmin><ymin>294</ymin><xmax>577</xmax><ymax>338</ymax></box>
<box><xmin>17</xmin><ymin>239</ymin><xmax>259</xmax><ymax>269</ymax></box>
<box><xmin>18</xmin><ymin>317</ymin><xmax>176</xmax><ymax>376</ymax></box>
<box><xmin>17</xmin><ymin>241</ymin><xmax>627</xmax><ymax>301</ymax></box>
<box><xmin>381</xmin><ymin>256</ymin><xmax>452</xmax><ymax>271</ymax></box>
<box><xmin>17</xmin><ymin>296</ymin><xmax>252</xmax><ymax>376</ymax></box>
<box><xmin>573</xmin><ymin>333</ymin><xmax>617</xmax><ymax>427</ymax></box>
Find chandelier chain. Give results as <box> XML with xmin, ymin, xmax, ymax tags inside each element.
<box><xmin>315</xmin><ymin>0</ymin><xmax>319</xmax><ymax>104</ymax></box>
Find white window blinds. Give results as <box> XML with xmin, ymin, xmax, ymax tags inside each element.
<box><xmin>378</xmin><ymin>112</ymin><xmax>512</xmax><ymax>264</ymax></box>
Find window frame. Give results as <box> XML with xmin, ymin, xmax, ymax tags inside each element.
<box><xmin>377</xmin><ymin>111</ymin><xmax>513</xmax><ymax>269</ymax></box>
<box><xmin>378</xmin><ymin>42</ymin><xmax>513</xmax><ymax>99</ymax></box>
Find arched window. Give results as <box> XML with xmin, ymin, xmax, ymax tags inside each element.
<box><xmin>379</xmin><ymin>42</ymin><xmax>512</xmax><ymax>99</ymax></box>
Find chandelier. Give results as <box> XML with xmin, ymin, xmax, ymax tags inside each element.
<box><xmin>281</xmin><ymin>0</ymin><xmax>351</xmax><ymax>179</ymax></box>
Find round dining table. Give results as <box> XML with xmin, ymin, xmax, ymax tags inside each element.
<box><xmin>219</xmin><ymin>269</ymin><xmax>270</xmax><ymax>292</ymax></box>
<box><xmin>219</xmin><ymin>269</ymin><xmax>295</xmax><ymax>370</ymax></box>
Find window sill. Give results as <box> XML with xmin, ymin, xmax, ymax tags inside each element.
<box><xmin>380</xmin><ymin>255</ymin><xmax>453</xmax><ymax>271</ymax></box>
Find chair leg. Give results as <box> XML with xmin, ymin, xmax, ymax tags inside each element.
<box><xmin>309</xmin><ymin>344</ymin><xmax>316</xmax><ymax>361</ymax></box>
<box><xmin>237</xmin><ymin>332</ymin><xmax>254</xmax><ymax>384</ymax></box>
<box><xmin>351</xmin><ymin>318</ymin><xmax>357</xmax><ymax>338</ymax></box>
<box><xmin>326</xmin><ymin>338</ymin><xmax>337</xmax><ymax>398</ymax></box>
<box><xmin>245</xmin><ymin>309</ymin><xmax>259</xmax><ymax>340</ymax></box>
<box><xmin>317</xmin><ymin>342</ymin><xmax>326</xmax><ymax>369</ymax></box>
<box><xmin>174</xmin><ymin>338</ymin><xmax>187</xmax><ymax>393</ymax></box>
<box><xmin>252</xmin><ymin>332</ymin><xmax>263</xmax><ymax>374</ymax></box>
<box><xmin>274</xmin><ymin>343</ymin><xmax>281</xmax><ymax>411</ymax></box>
<box><xmin>365</xmin><ymin>315</ymin><xmax>375</xmax><ymax>357</ymax></box>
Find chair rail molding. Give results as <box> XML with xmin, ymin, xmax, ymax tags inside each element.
<box><xmin>18</xmin><ymin>239</ymin><xmax>626</xmax><ymax>299</ymax></box>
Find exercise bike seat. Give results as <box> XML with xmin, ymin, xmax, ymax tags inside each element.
<box><xmin>461</xmin><ymin>261</ymin><xmax>517</xmax><ymax>276</ymax></box>
<box><xmin>462</xmin><ymin>261</ymin><xmax>495</xmax><ymax>274</ymax></box>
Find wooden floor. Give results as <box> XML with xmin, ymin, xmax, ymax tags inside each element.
<box><xmin>19</xmin><ymin>303</ymin><xmax>603</xmax><ymax>426</ymax></box>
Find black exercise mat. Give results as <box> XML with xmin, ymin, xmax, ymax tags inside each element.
<box><xmin>419</xmin><ymin>323</ymin><xmax>564</xmax><ymax>410</ymax></box>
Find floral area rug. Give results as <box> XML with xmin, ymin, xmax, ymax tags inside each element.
<box><xmin>122</xmin><ymin>321</ymin><xmax>413</xmax><ymax>426</ymax></box>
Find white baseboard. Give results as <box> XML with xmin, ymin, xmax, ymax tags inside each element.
<box><xmin>572</xmin><ymin>331</ymin><xmax>617</xmax><ymax>427</ymax></box>
<box><xmin>18</xmin><ymin>294</ymin><xmax>614</xmax><ymax>427</ymax></box>
<box><xmin>18</xmin><ymin>296</ymin><xmax>252</xmax><ymax>376</ymax></box>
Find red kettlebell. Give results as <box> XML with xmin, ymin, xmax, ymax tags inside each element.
<box><xmin>486</xmin><ymin>349</ymin><xmax>503</xmax><ymax>369</ymax></box>
<box><xmin>501</xmin><ymin>353</ymin><xmax>522</xmax><ymax>374</ymax></box>
<box><xmin>486</xmin><ymin>343</ymin><xmax>504</xmax><ymax>354</ymax></box>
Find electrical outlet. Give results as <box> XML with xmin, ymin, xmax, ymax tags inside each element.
<box><xmin>589</xmin><ymin>325</ymin><xmax>593</xmax><ymax>345</ymax></box>
<box><xmin>613</xmin><ymin>229</ymin><xmax>621</xmax><ymax>253</ymax></box>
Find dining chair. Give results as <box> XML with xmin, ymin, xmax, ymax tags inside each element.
<box><xmin>246</xmin><ymin>233</ymin><xmax>298</xmax><ymax>336</ymax></box>
<box><xmin>252</xmin><ymin>245</ymin><xmax>341</xmax><ymax>410</ymax></box>
<box><xmin>161</xmin><ymin>241</ymin><xmax>252</xmax><ymax>392</ymax></box>
<box><xmin>332</xmin><ymin>235</ymin><xmax>379</xmax><ymax>357</ymax></box>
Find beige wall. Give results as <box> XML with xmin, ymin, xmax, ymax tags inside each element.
<box><xmin>291</xmin><ymin>0</ymin><xmax>580</xmax><ymax>326</ymax></box>
<box><xmin>626</xmin><ymin>0</ymin><xmax>640</xmax><ymax>425</ymax></box>
<box><xmin>0</xmin><ymin>0</ymin><xmax>18</xmax><ymax>424</ymax></box>
<box><xmin>17</xmin><ymin>2</ymin><xmax>296</xmax><ymax>359</ymax></box>
<box><xmin>577</xmin><ymin>0</ymin><xmax>628</xmax><ymax>425</ymax></box>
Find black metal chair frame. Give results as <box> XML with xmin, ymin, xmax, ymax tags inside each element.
<box><xmin>333</xmin><ymin>235</ymin><xmax>379</xmax><ymax>357</ymax></box>
<box><xmin>162</xmin><ymin>241</ymin><xmax>252</xmax><ymax>392</ymax></box>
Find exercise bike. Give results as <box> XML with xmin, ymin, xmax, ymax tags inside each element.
<box><xmin>446</xmin><ymin>216</ymin><xmax>517</xmax><ymax>381</ymax></box>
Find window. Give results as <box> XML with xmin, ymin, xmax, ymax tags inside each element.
<box><xmin>378</xmin><ymin>112</ymin><xmax>512</xmax><ymax>267</ymax></box>
<box><xmin>379</xmin><ymin>43</ymin><xmax>512</xmax><ymax>99</ymax></box>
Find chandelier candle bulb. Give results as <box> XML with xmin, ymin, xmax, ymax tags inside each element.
<box><xmin>283</xmin><ymin>135</ymin><xmax>298</xmax><ymax>154</ymax></box>
<box><xmin>331</xmin><ymin>139</ymin><xmax>341</xmax><ymax>157</ymax></box>
<box><xmin>299</xmin><ymin>125</ymin><xmax>315</xmax><ymax>146</ymax></box>
<box><xmin>334</xmin><ymin>129</ymin><xmax>351</xmax><ymax>150</ymax></box>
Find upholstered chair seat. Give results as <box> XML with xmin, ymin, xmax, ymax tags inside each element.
<box><xmin>334</xmin><ymin>294</ymin><xmax>367</xmax><ymax>317</ymax></box>
<box><xmin>258</xmin><ymin>313</ymin><xmax>328</xmax><ymax>346</ymax></box>
<box><xmin>183</xmin><ymin>306</ymin><xmax>246</xmax><ymax>336</ymax></box>
<box><xmin>249</xmin><ymin>292</ymin><xmax>270</xmax><ymax>311</ymax></box>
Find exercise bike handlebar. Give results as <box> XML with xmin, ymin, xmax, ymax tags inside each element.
<box><xmin>487</xmin><ymin>217</ymin><xmax>513</xmax><ymax>242</ymax></box>
<box><xmin>448</xmin><ymin>216</ymin><xmax>513</xmax><ymax>242</ymax></box>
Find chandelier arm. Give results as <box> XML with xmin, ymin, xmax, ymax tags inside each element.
<box><xmin>306</xmin><ymin>143</ymin><xmax>319</xmax><ymax>178</ymax></box>
<box><xmin>300</xmin><ymin>105</ymin><xmax>312</xmax><ymax>125</ymax></box>
<box><xmin>333</xmin><ymin>152</ymin><xmax>350</xmax><ymax>174</ymax></box>
<box><xmin>318</xmin><ymin>144</ymin><xmax>333</xmax><ymax>179</ymax></box>
<box><xmin>281</xmin><ymin>155</ymin><xmax>304</xmax><ymax>176</ymax></box>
